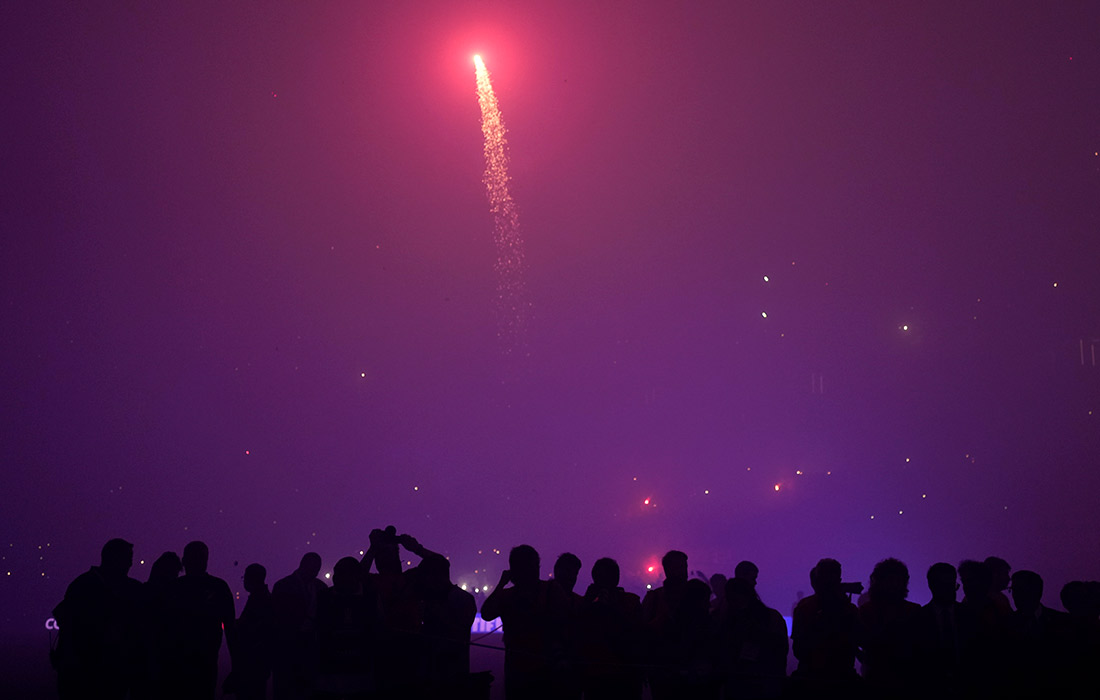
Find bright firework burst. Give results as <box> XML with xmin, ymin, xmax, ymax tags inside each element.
<box><xmin>473</xmin><ymin>55</ymin><xmax>527</xmax><ymax>353</ymax></box>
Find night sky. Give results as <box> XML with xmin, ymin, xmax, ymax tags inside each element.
<box><xmin>3</xmin><ymin>0</ymin><xmax>1100</xmax><ymax>643</ymax></box>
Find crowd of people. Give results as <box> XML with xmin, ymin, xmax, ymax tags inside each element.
<box><xmin>52</xmin><ymin>530</ymin><xmax>1100</xmax><ymax>700</ymax></box>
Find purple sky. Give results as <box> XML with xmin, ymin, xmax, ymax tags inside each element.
<box><xmin>3</xmin><ymin>1</ymin><xmax>1100</xmax><ymax>634</ymax></box>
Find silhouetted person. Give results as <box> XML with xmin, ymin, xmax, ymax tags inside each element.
<box><xmin>641</xmin><ymin>550</ymin><xmax>690</xmax><ymax>700</ymax></box>
<box><xmin>415</xmin><ymin>553</ymin><xmax>478</xmax><ymax>697</ymax></box>
<box><xmin>956</xmin><ymin>559</ymin><xmax>1010</xmax><ymax>695</ymax></box>
<box><xmin>133</xmin><ymin>551</ymin><xmax>182</xmax><ymax>700</ymax></box>
<box><xmin>915</xmin><ymin>562</ymin><xmax>962</xmax><ymax>699</ymax></box>
<box><xmin>481</xmin><ymin>544</ymin><xmax>568</xmax><ymax>700</ymax></box>
<box><xmin>552</xmin><ymin>552</ymin><xmax>583</xmax><ymax>700</ymax></box>
<box><xmin>272</xmin><ymin>552</ymin><xmax>326</xmax><ymax>700</ymax></box>
<box><xmin>790</xmin><ymin>558</ymin><xmax>863</xmax><ymax>698</ymax></box>
<box><xmin>708</xmin><ymin>573</ymin><xmax>728</xmax><ymax>615</ymax></box>
<box><xmin>361</xmin><ymin>527</ymin><xmax>438</xmax><ymax>697</ymax></box>
<box><xmin>719</xmin><ymin>577</ymin><xmax>788</xmax><ymax>700</ymax></box>
<box><xmin>1007</xmin><ymin>569</ymin><xmax>1070</xmax><ymax>697</ymax></box>
<box><xmin>670</xmin><ymin>577</ymin><xmax>721</xmax><ymax>699</ymax></box>
<box><xmin>983</xmin><ymin>556</ymin><xmax>1013</xmax><ymax>615</ymax></box>
<box><xmin>857</xmin><ymin>558</ymin><xmax>920</xmax><ymax>698</ymax></box>
<box><xmin>171</xmin><ymin>541</ymin><xmax>236</xmax><ymax>700</ymax></box>
<box><xmin>53</xmin><ymin>538</ymin><xmax>142</xmax><ymax>700</ymax></box>
<box><xmin>1060</xmin><ymin>580</ymin><xmax>1100</xmax><ymax>699</ymax></box>
<box><xmin>578</xmin><ymin>557</ymin><xmax>643</xmax><ymax>700</ymax></box>
<box><xmin>225</xmin><ymin>563</ymin><xmax>276</xmax><ymax>700</ymax></box>
<box><xmin>315</xmin><ymin>556</ymin><xmax>379</xmax><ymax>699</ymax></box>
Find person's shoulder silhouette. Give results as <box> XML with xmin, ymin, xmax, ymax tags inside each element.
<box><xmin>53</xmin><ymin>538</ymin><xmax>141</xmax><ymax>700</ymax></box>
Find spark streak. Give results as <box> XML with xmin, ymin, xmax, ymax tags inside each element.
<box><xmin>474</xmin><ymin>55</ymin><xmax>527</xmax><ymax>352</ymax></box>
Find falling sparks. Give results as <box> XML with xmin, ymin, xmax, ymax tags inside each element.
<box><xmin>473</xmin><ymin>55</ymin><xmax>527</xmax><ymax>353</ymax></box>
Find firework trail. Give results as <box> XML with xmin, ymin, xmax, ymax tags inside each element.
<box><xmin>473</xmin><ymin>55</ymin><xmax>527</xmax><ymax>352</ymax></box>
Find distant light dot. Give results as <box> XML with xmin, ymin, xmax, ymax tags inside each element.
<box><xmin>324</xmin><ymin>573</ymin><xmax>331</xmax><ymax>579</ymax></box>
<box><xmin>905</xmin><ymin>458</ymin><xmax>910</xmax><ymax>463</ymax></box>
<box><xmin>761</xmin><ymin>312</ymin><xmax>768</xmax><ymax>318</ymax></box>
<box><xmin>763</xmin><ymin>275</ymin><xmax>769</xmax><ymax>282</ymax></box>
<box><xmin>648</xmin><ymin>566</ymin><xmax>655</xmax><ymax>573</ymax></box>
<box><xmin>140</xmin><ymin>560</ymin><xmax>145</xmax><ymax>565</ymax></box>
<box><xmin>643</xmin><ymin>498</ymin><xmax>650</xmax><ymax>505</ymax></box>
<box><xmin>922</xmin><ymin>494</ymin><xmax>927</xmax><ymax>498</ymax></box>
<box><xmin>1053</xmin><ymin>282</ymin><xmax>1058</xmax><ymax>288</ymax></box>
<box><xmin>898</xmin><ymin>510</ymin><xmax>903</xmax><ymax>515</ymax></box>
<box><xmin>704</xmin><ymin>489</ymin><xmax>709</xmax><ymax>495</ymax></box>
<box><xmin>474</xmin><ymin>588</ymin><xmax>480</xmax><ymax>593</ymax></box>
<box><xmin>361</xmin><ymin>372</ymin><xmax>366</xmax><ymax>378</ymax></box>
<box><xmin>245</xmin><ymin>450</ymin><xmax>250</xmax><ymax>455</ymax></box>
<box><xmin>796</xmin><ymin>470</ymin><xmax>803</xmax><ymax>475</ymax></box>
<box><xmin>413</xmin><ymin>486</ymin><xmax>419</xmax><ymax>491</ymax></box>
<box><xmin>870</xmin><ymin>515</ymin><xmax>875</xmax><ymax>520</ymax></box>
<box><xmin>774</xmin><ymin>484</ymin><xmax>780</xmax><ymax>491</ymax></box>
<box><xmin>646</xmin><ymin>584</ymin><xmax>652</xmax><ymax>589</ymax></box>
<box><xmin>461</xmin><ymin>583</ymin><xmax>468</xmax><ymax>591</ymax></box>
<box><xmin>901</xmin><ymin>325</ymin><xmax>909</xmax><ymax>331</ymax></box>
<box><xmin>359</xmin><ymin>550</ymin><xmax>365</xmax><ymax>556</ymax></box>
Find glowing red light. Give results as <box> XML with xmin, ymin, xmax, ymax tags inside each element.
<box><xmin>245</xmin><ymin>450</ymin><xmax>250</xmax><ymax>455</ymax></box>
<box><xmin>643</xmin><ymin>498</ymin><xmax>650</xmax><ymax>505</ymax></box>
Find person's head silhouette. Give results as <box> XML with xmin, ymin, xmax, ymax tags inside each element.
<box><xmin>662</xmin><ymin>550</ymin><xmax>688</xmax><ymax>584</ymax></box>
<box><xmin>100</xmin><ymin>538</ymin><xmax>134</xmax><ymax>578</ymax></box>
<box><xmin>509</xmin><ymin>545</ymin><xmax>540</xmax><ymax>586</ymax></box>
<box><xmin>554</xmin><ymin>553</ymin><xmax>582</xmax><ymax>594</ymax></box>
<box><xmin>182</xmin><ymin>541</ymin><xmax>209</xmax><ymax>576</ymax></box>
<box><xmin>244</xmin><ymin>563</ymin><xmax>266</xmax><ymax>593</ymax></box>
